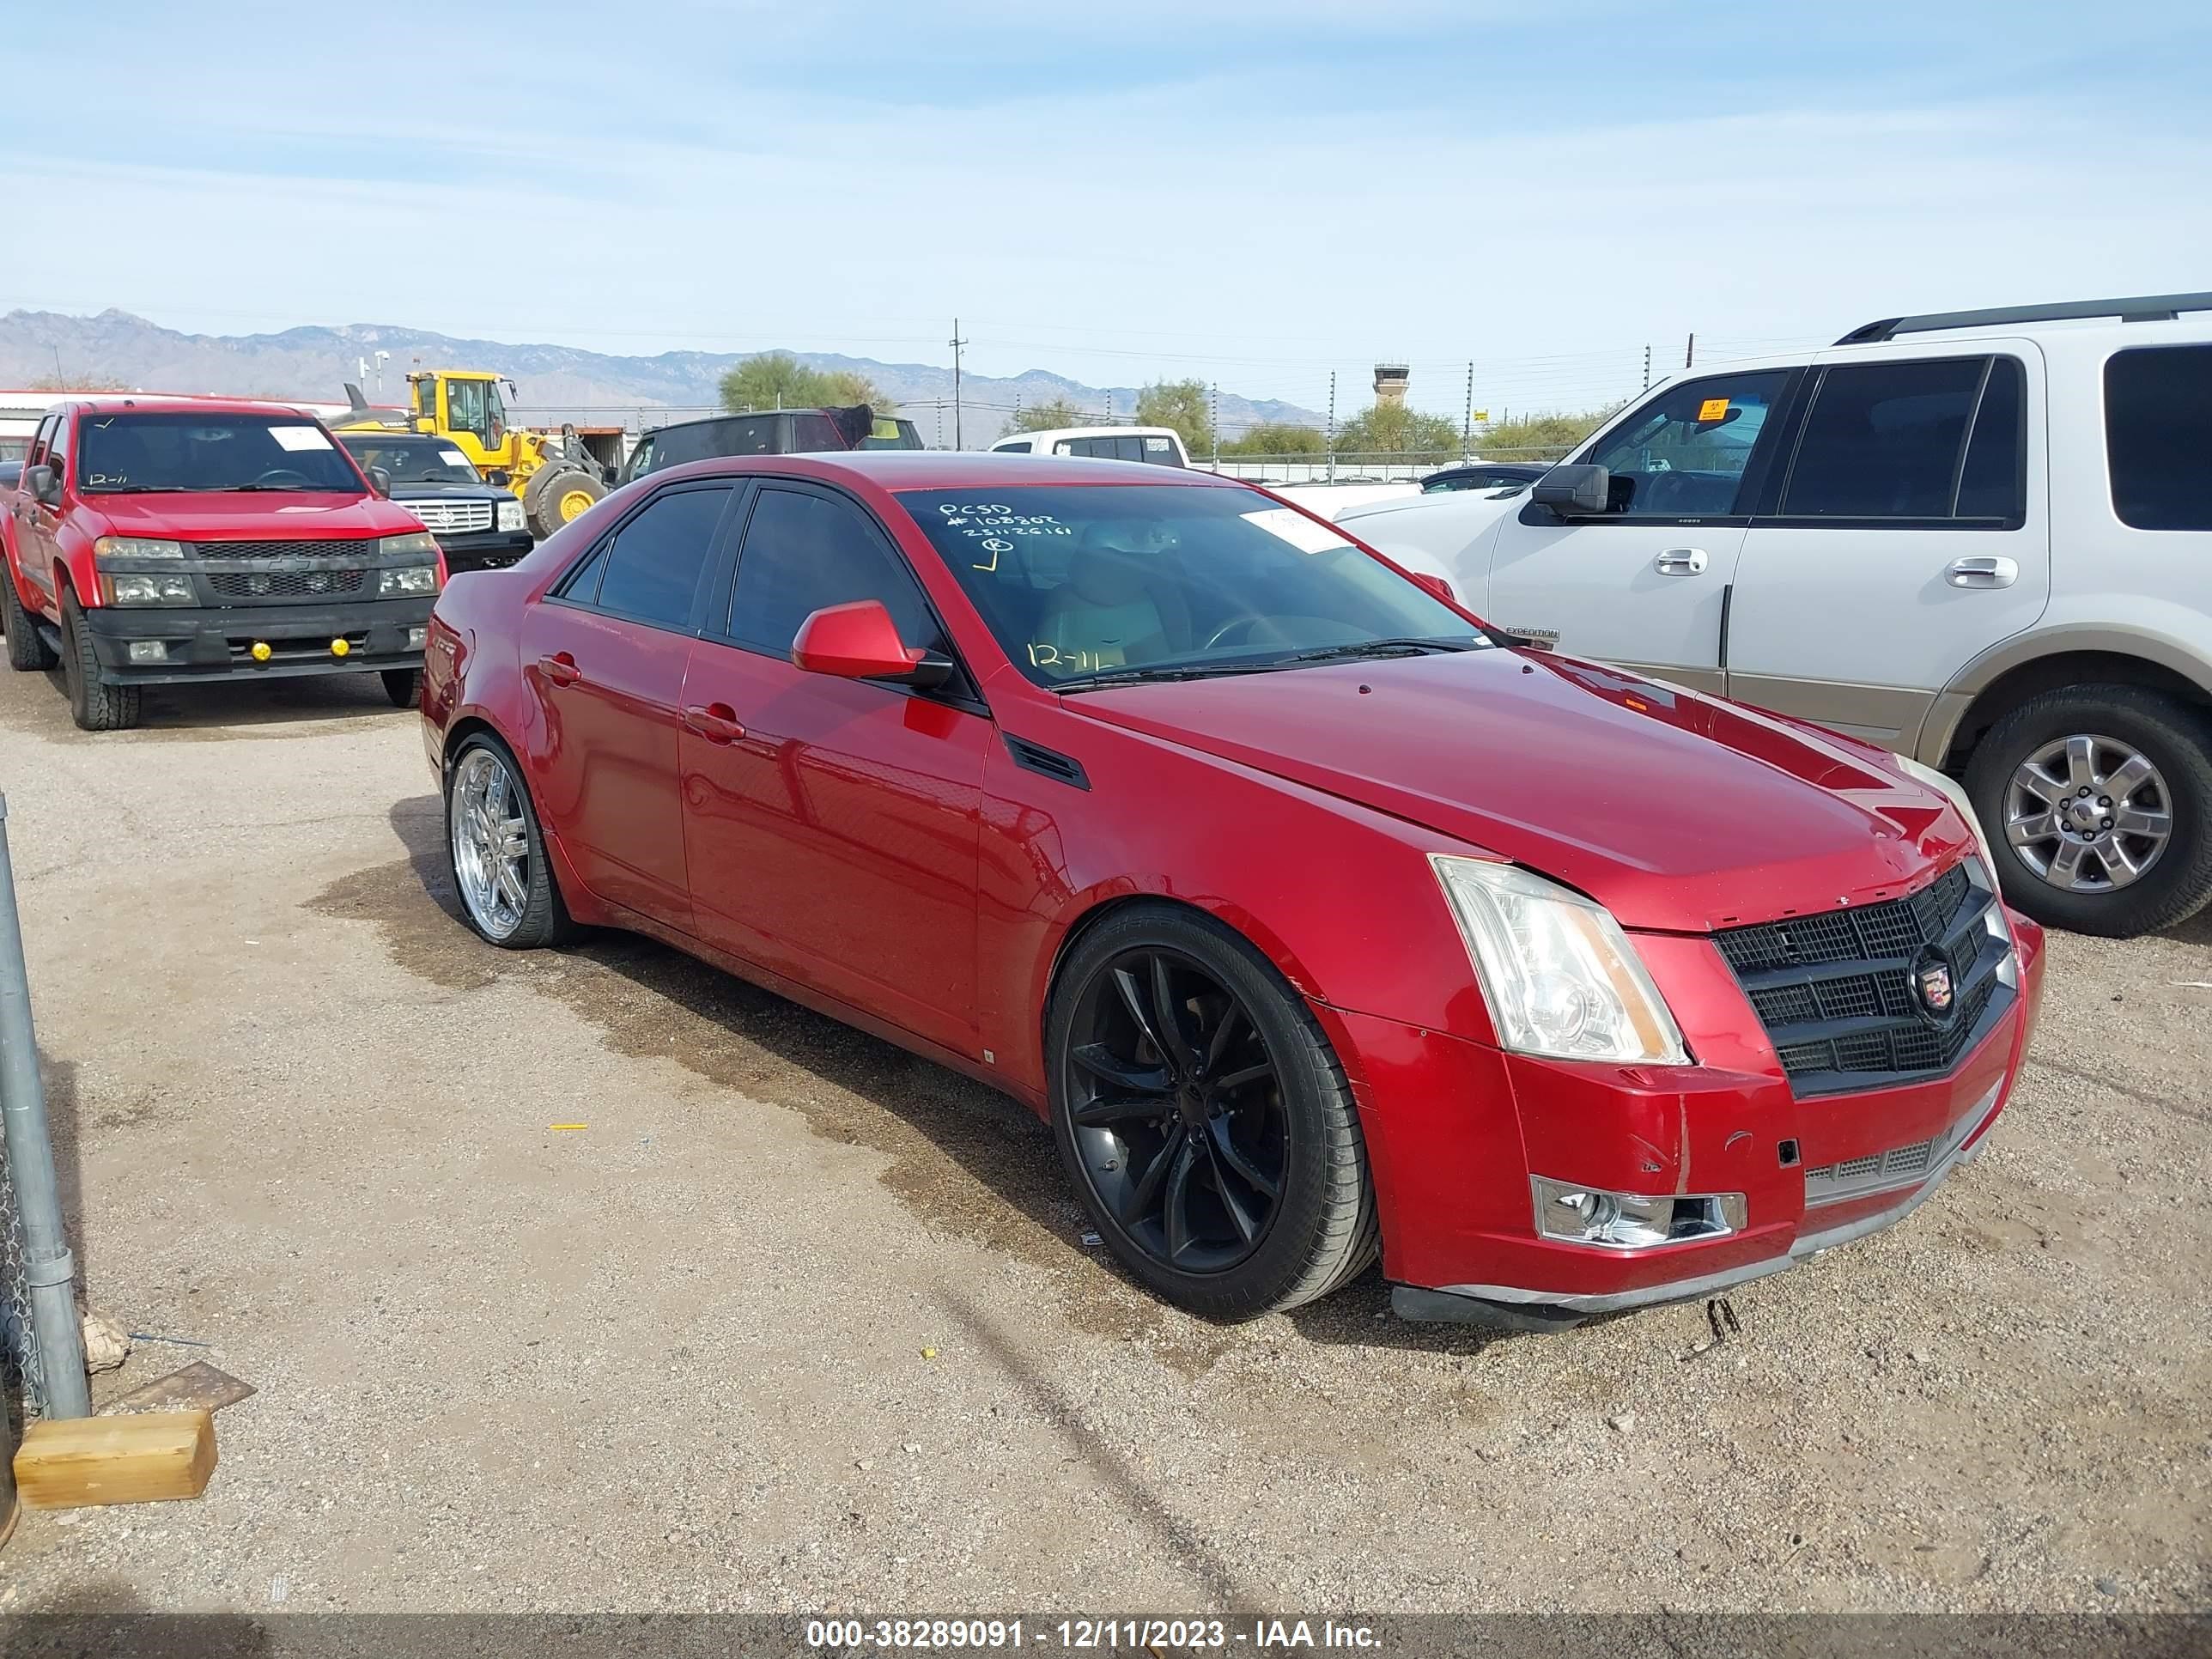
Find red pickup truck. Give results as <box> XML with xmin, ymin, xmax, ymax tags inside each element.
<box><xmin>1</xmin><ymin>397</ymin><xmax>446</xmax><ymax>730</ymax></box>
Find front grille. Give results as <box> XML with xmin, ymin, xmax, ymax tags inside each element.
<box><xmin>1717</xmin><ymin>863</ymin><xmax>2013</xmax><ymax>1097</ymax></box>
<box><xmin>191</xmin><ymin>539</ymin><xmax>379</xmax><ymax>561</ymax></box>
<box><xmin>207</xmin><ymin>568</ymin><xmax>368</xmax><ymax>600</ymax></box>
<box><xmin>407</xmin><ymin>501</ymin><xmax>494</xmax><ymax>534</ymax></box>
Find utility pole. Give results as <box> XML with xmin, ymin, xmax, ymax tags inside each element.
<box><xmin>1462</xmin><ymin>361</ymin><xmax>1474</xmax><ymax>453</ymax></box>
<box><xmin>948</xmin><ymin>319</ymin><xmax>967</xmax><ymax>448</ymax></box>
<box><xmin>1685</xmin><ymin>332</ymin><xmax>1696</xmax><ymax>369</ymax></box>
<box><xmin>1643</xmin><ymin>344</ymin><xmax>1652</xmax><ymax>390</ymax></box>
<box><xmin>1209</xmin><ymin>381</ymin><xmax>1219</xmax><ymax>466</ymax></box>
<box><xmin>1325</xmin><ymin>371</ymin><xmax>1338</xmax><ymax>484</ymax></box>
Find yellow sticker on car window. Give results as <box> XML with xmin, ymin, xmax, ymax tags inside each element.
<box><xmin>1696</xmin><ymin>398</ymin><xmax>1731</xmax><ymax>422</ymax></box>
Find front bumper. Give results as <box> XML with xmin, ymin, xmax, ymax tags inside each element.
<box><xmin>1341</xmin><ymin>909</ymin><xmax>2045</xmax><ymax>1328</ymax></box>
<box><xmin>81</xmin><ymin>598</ymin><xmax>434</xmax><ymax>686</ymax></box>
<box><xmin>433</xmin><ymin>528</ymin><xmax>534</xmax><ymax>572</ymax></box>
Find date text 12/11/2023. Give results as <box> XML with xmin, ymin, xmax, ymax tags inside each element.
<box><xmin>802</xmin><ymin>1619</ymin><xmax>1382</xmax><ymax>1650</ymax></box>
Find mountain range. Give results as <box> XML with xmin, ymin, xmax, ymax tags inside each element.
<box><xmin>0</xmin><ymin>309</ymin><xmax>1325</xmax><ymax>446</ymax></box>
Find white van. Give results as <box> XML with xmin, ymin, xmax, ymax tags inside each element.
<box><xmin>990</xmin><ymin>425</ymin><xmax>1189</xmax><ymax>467</ymax></box>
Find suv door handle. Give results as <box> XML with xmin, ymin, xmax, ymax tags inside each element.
<box><xmin>1947</xmin><ymin>556</ymin><xmax>2019</xmax><ymax>589</ymax></box>
<box><xmin>1654</xmin><ymin>547</ymin><xmax>1708</xmax><ymax>576</ymax></box>
<box><xmin>538</xmin><ymin>651</ymin><xmax>581</xmax><ymax>686</ymax></box>
<box><xmin>681</xmin><ymin>702</ymin><xmax>745</xmax><ymax>744</ymax></box>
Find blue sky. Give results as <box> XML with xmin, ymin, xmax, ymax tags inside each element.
<box><xmin>5</xmin><ymin>0</ymin><xmax>2209</xmax><ymax>417</ymax></box>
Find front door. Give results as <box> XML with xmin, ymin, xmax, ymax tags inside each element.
<box><xmin>1727</xmin><ymin>349</ymin><xmax>2049</xmax><ymax>749</ymax></box>
<box><xmin>1482</xmin><ymin>367</ymin><xmax>1795</xmax><ymax>693</ymax></box>
<box><xmin>518</xmin><ymin>480</ymin><xmax>738</xmax><ymax>930</ymax></box>
<box><xmin>678</xmin><ymin>480</ymin><xmax>988</xmax><ymax>1056</ymax></box>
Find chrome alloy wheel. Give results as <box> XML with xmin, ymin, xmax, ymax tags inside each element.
<box><xmin>450</xmin><ymin>747</ymin><xmax>531</xmax><ymax>939</ymax></box>
<box><xmin>2004</xmin><ymin>732</ymin><xmax>2173</xmax><ymax>893</ymax></box>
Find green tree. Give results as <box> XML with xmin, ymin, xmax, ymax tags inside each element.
<box><xmin>1333</xmin><ymin>403</ymin><xmax>1464</xmax><ymax>456</ymax></box>
<box><xmin>1133</xmin><ymin>378</ymin><xmax>1213</xmax><ymax>457</ymax></box>
<box><xmin>718</xmin><ymin>353</ymin><xmax>894</xmax><ymax>415</ymax></box>
<box><xmin>1009</xmin><ymin>397</ymin><xmax>1084</xmax><ymax>434</ymax></box>
<box><xmin>1475</xmin><ymin>407</ymin><xmax>1620</xmax><ymax>459</ymax></box>
<box><xmin>1222</xmin><ymin>422</ymin><xmax>1328</xmax><ymax>457</ymax></box>
<box><xmin>822</xmin><ymin>368</ymin><xmax>893</xmax><ymax>411</ymax></box>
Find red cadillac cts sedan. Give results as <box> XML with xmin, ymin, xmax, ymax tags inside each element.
<box><xmin>421</xmin><ymin>452</ymin><xmax>2045</xmax><ymax>1328</ymax></box>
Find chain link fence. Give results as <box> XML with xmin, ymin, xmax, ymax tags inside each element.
<box><xmin>0</xmin><ymin>1138</ymin><xmax>42</xmax><ymax>1419</ymax></box>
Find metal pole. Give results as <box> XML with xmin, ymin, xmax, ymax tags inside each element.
<box><xmin>0</xmin><ymin>798</ymin><xmax>89</xmax><ymax>1419</ymax></box>
<box><xmin>1462</xmin><ymin>362</ymin><xmax>1474</xmax><ymax>453</ymax></box>
<box><xmin>1644</xmin><ymin>344</ymin><xmax>1652</xmax><ymax>390</ymax></box>
<box><xmin>1685</xmin><ymin>332</ymin><xmax>1696</xmax><ymax>369</ymax></box>
<box><xmin>1209</xmin><ymin>382</ymin><xmax>1218</xmax><ymax>467</ymax></box>
<box><xmin>1326</xmin><ymin>371</ymin><xmax>1337</xmax><ymax>484</ymax></box>
<box><xmin>949</xmin><ymin>319</ymin><xmax>966</xmax><ymax>449</ymax></box>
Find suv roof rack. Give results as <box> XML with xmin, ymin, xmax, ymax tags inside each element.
<box><xmin>1835</xmin><ymin>293</ymin><xmax>2212</xmax><ymax>346</ymax></box>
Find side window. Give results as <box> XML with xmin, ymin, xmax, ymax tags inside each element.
<box><xmin>790</xmin><ymin>413</ymin><xmax>842</xmax><ymax>452</ymax></box>
<box><xmin>25</xmin><ymin>415</ymin><xmax>56</xmax><ymax>470</ymax></box>
<box><xmin>555</xmin><ymin>543</ymin><xmax>611</xmax><ymax>604</ymax></box>
<box><xmin>1585</xmin><ymin>370</ymin><xmax>1790</xmax><ymax>517</ymax></box>
<box><xmin>415</xmin><ymin>380</ymin><xmax>438</xmax><ymax>422</ymax></box>
<box><xmin>727</xmin><ymin>486</ymin><xmax>940</xmax><ymax>657</ymax></box>
<box><xmin>994</xmin><ymin>440</ymin><xmax>1032</xmax><ymax>454</ymax></box>
<box><xmin>2106</xmin><ymin>344</ymin><xmax>2212</xmax><ymax>532</ymax></box>
<box><xmin>1142</xmin><ymin>436</ymin><xmax>1182</xmax><ymax>467</ymax></box>
<box><xmin>1780</xmin><ymin>357</ymin><xmax>1988</xmax><ymax>520</ymax></box>
<box><xmin>589</xmin><ymin>485</ymin><xmax>732</xmax><ymax>628</ymax></box>
<box><xmin>1954</xmin><ymin>357</ymin><xmax>2026</xmax><ymax>520</ymax></box>
<box><xmin>46</xmin><ymin>415</ymin><xmax>71</xmax><ymax>476</ymax></box>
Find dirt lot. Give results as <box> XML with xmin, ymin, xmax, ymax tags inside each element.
<box><xmin>0</xmin><ymin>665</ymin><xmax>2204</xmax><ymax>1618</ymax></box>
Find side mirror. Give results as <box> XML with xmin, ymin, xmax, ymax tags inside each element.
<box><xmin>366</xmin><ymin>465</ymin><xmax>392</xmax><ymax>498</ymax></box>
<box><xmin>1407</xmin><ymin>571</ymin><xmax>1455</xmax><ymax>604</ymax></box>
<box><xmin>26</xmin><ymin>464</ymin><xmax>58</xmax><ymax>506</ymax></box>
<box><xmin>791</xmin><ymin>599</ymin><xmax>951</xmax><ymax>689</ymax></box>
<box><xmin>1531</xmin><ymin>463</ymin><xmax>1610</xmax><ymax>516</ymax></box>
<box><xmin>484</xmin><ymin>469</ymin><xmax>511</xmax><ymax>488</ymax></box>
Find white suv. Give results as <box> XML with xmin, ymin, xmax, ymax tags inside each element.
<box><xmin>1346</xmin><ymin>293</ymin><xmax>2212</xmax><ymax>938</ymax></box>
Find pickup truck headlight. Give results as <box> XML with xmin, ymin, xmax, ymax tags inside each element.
<box><xmin>495</xmin><ymin>500</ymin><xmax>526</xmax><ymax>532</ymax></box>
<box><xmin>101</xmin><ymin>572</ymin><xmax>197</xmax><ymax>607</ymax></box>
<box><xmin>93</xmin><ymin>536</ymin><xmax>185</xmax><ymax>560</ymax></box>
<box><xmin>380</xmin><ymin>564</ymin><xmax>441</xmax><ymax>595</ymax></box>
<box><xmin>378</xmin><ymin>532</ymin><xmax>441</xmax><ymax>560</ymax></box>
<box><xmin>1431</xmin><ymin>855</ymin><xmax>1689</xmax><ymax>1065</ymax></box>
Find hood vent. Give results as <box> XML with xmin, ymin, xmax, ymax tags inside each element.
<box><xmin>1003</xmin><ymin>734</ymin><xmax>1089</xmax><ymax>791</ymax></box>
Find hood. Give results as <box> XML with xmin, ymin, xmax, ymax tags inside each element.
<box><xmin>1065</xmin><ymin>649</ymin><xmax>1971</xmax><ymax>933</ymax></box>
<box><xmin>82</xmin><ymin>491</ymin><xmax>422</xmax><ymax>543</ymax></box>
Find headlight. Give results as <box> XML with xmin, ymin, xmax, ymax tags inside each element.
<box><xmin>380</xmin><ymin>565</ymin><xmax>441</xmax><ymax>595</ymax></box>
<box><xmin>378</xmin><ymin>532</ymin><xmax>441</xmax><ymax>560</ymax></box>
<box><xmin>93</xmin><ymin>536</ymin><xmax>185</xmax><ymax>561</ymax></box>
<box><xmin>1431</xmin><ymin>855</ymin><xmax>1689</xmax><ymax>1065</ymax></box>
<box><xmin>495</xmin><ymin>500</ymin><xmax>526</xmax><ymax>532</ymax></box>
<box><xmin>101</xmin><ymin>572</ymin><xmax>196</xmax><ymax>606</ymax></box>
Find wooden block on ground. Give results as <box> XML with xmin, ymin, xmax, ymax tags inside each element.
<box><xmin>106</xmin><ymin>1360</ymin><xmax>256</xmax><ymax>1417</ymax></box>
<box><xmin>14</xmin><ymin>1410</ymin><xmax>216</xmax><ymax>1510</ymax></box>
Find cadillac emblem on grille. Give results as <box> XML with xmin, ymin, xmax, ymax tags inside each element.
<box><xmin>1914</xmin><ymin>954</ymin><xmax>1956</xmax><ymax>1018</ymax></box>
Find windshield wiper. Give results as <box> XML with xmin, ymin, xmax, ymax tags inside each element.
<box><xmin>230</xmin><ymin>483</ymin><xmax>327</xmax><ymax>492</ymax></box>
<box><xmin>1273</xmin><ymin>637</ymin><xmax>1479</xmax><ymax>665</ymax></box>
<box><xmin>1055</xmin><ymin>661</ymin><xmax>1285</xmax><ymax>692</ymax></box>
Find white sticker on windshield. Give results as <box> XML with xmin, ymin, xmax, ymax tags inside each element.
<box><xmin>268</xmin><ymin>425</ymin><xmax>334</xmax><ymax>453</ymax></box>
<box><xmin>439</xmin><ymin>448</ymin><xmax>473</xmax><ymax>469</ymax></box>
<box><xmin>1242</xmin><ymin>507</ymin><xmax>1352</xmax><ymax>555</ymax></box>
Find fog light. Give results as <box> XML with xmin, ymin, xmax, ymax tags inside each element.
<box><xmin>127</xmin><ymin>640</ymin><xmax>168</xmax><ymax>664</ymax></box>
<box><xmin>250</xmin><ymin>641</ymin><xmax>273</xmax><ymax>663</ymax></box>
<box><xmin>331</xmin><ymin>637</ymin><xmax>350</xmax><ymax>658</ymax></box>
<box><xmin>406</xmin><ymin>626</ymin><xmax>428</xmax><ymax>650</ymax></box>
<box><xmin>1532</xmin><ymin>1176</ymin><xmax>1747</xmax><ymax>1250</ymax></box>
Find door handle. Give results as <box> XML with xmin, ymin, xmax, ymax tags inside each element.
<box><xmin>681</xmin><ymin>702</ymin><xmax>745</xmax><ymax>744</ymax></box>
<box><xmin>1654</xmin><ymin>547</ymin><xmax>1708</xmax><ymax>576</ymax></box>
<box><xmin>1947</xmin><ymin>556</ymin><xmax>2019</xmax><ymax>589</ymax></box>
<box><xmin>538</xmin><ymin>651</ymin><xmax>581</xmax><ymax>686</ymax></box>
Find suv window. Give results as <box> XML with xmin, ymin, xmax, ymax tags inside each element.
<box><xmin>1585</xmin><ymin>371</ymin><xmax>1789</xmax><ymax>517</ymax></box>
<box><xmin>994</xmin><ymin>440</ymin><xmax>1032</xmax><ymax>454</ymax></box>
<box><xmin>789</xmin><ymin>412</ymin><xmax>842</xmax><ymax>452</ymax></box>
<box><xmin>1781</xmin><ymin>356</ymin><xmax>2021</xmax><ymax>520</ymax></box>
<box><xmin>581</xmin><ymin>484</ymin><xmax>732</xmax><ymax>627</ymax></box>
<box><xmin>2106</xmin><ymin>344</ymin><xmax>2212</xmax><ymax>532</ymax></box>
<box><xmin>727</xmin><ymin>486</ymin><xmax>940</xmax><ymax>657</ymax></box>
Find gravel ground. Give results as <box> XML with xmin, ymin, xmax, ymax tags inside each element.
<box><xmin>0</xmin><ymin>664</ymin><xmax>2204</xmax><ymax>1618</ymax></box>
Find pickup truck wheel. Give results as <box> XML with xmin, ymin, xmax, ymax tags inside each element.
<box><xmin>1046</xmin><ymin>902</ymin><xmax>1378</xmax><ymax>1321</ymax></box>
<box><xmin>380</xmin><ymin>668</ymin><xmax>422</xmax><ymax>709</ymax></box>
<box><xmin>445</xmin><ymin>733</ymin><xmax>575</xmax><ymax>949</ymax></box>
<box><xmin>3</xmin><ymin>568</ymin><xmax>57</xmax><ymax>672</ymax></box>
<box><xmin>59</xmin><ymin>595</ymin><xmax>140</xmax><ymax>732</ymax></box>
<box><xmin>1964</xmin><ymin>684</ymin><xmax>2212</xmax><ymax>938</ymax></box>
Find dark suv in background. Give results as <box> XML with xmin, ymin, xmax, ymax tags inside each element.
<box><xmin>337</xmin><ymin>432</ymin><xmax>535</xmax><ymax>572</ymax></box>
<box><xmin>618</xmin><ymin>404</ymin><xmax>922</xmax><ymax>484</ymax></box>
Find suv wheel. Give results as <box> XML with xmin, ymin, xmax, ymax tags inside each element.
<box><xmin>1963</xmin><ymin>684</ymin><xmax>2212</xmax><ymax>937</ymax></box>
<box><xmin>2</xmin><ymin>567</ymin><xmax>57</xmax><ymax>672</ymax></box>
<box><xmin>59</xmin><ymin>594</ymin><xmax>140</xmax><ymax>732</ymax></box>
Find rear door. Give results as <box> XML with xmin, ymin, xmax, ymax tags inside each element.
<box><xmin>9</xmin><ymin>414</ymin><xmax>60</xmax><ymax>609</ymax></box>
<box><xmin>517</xmin><ymin>480</ymin><xmax>739</xmax><ymax>930</ymax></box>
<box><xmin>678</xmin><ymin>480</ymin><xmax>989</xmax><ymax>1055</ymax></box>
<box><xmin>1481</xmin><ymin>368</ymin><xmax>1795</xmax><ymax>692</ymax></box>
<box><xmin>1727</xmin><ymin>348</ymin><xmax>2046</xmax><ymax>748</ymax></box>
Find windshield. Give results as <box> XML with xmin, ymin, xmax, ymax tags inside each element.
<box><xmin>860</xmin><ymin>418</ymin><xmax>924</xmax><ymax>451</ymax></box>
<box><xmin>77</xmin><ymin>413</ymin><xmax>365</xmax><ymax>494</ymax></box>
<box><xmin>339</xmin><ymin>435</ymin><xmax>483</xmax><ymax>484</ymax></box>
<box><xmin>896</xmin><ymin>484</ymin><xmax>1485</xmax><ymax>686</ymax></box>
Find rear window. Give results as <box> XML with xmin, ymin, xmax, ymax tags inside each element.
<box><xmin>2106</xmin><ymin>344</ymin><xmax>2212</xmax><ymax>532</ymax></box>
<box><xmin>76</xmin><ymin>412</ymin><xmax>365</xmax><ymax>495</ymax></box>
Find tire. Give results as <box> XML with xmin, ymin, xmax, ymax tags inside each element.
<box><xmin>381</xmin><ymin>667</ymin><xmax>422</xmax><ymax>709</ymax></box>
<box><xmin>59</xmin><ymin>594</ymin><xmax>139</xmax><ymax>732</ymax></box>
<box><xmin>1963</xmin><ymin>684</ymin><xmax>2212</xmax><ymax>938</ymax></box>
<box><xmin>525</xmin><ymin>469</ymin><xmax>604</xmax><ymax>540</ymax></box>
<box><xmin>2</xmin><ymin>566</ymin><xmax>57</xmax><ymax>672</ymax></box>
<box><xmin>1045</xmin><ymin>902</ymin><xmax>1378</xmax><ymax>1321</ymax></box>
<box><xmin>444</xmin><ymin>732</ymin><xmax>576</xmax><ymax>949</ymax></box>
